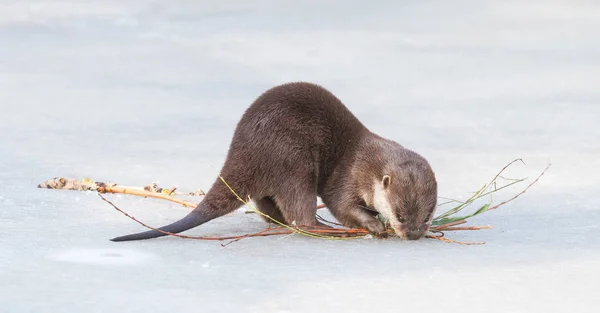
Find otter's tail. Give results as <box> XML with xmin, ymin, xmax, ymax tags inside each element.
<box><xmin>110</xmin><ymin>203</ymin><xmax>218</xmax><ymax>242</ymax></box>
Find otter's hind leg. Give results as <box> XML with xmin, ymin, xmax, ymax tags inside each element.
<box><xmin>273</xmin><ymin>189</ymin><xmax>319</xmax><ymax>227</ymax></box>
<box><xmin>254</xmin><ymin>197</ymin><xmax>288</xmax><ymax>225</ymax></box>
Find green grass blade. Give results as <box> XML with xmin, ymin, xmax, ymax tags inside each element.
<box><xmin>432</xmin><ymin>203</ymin><xmax>491</xmax><ymax>226</ymax></box>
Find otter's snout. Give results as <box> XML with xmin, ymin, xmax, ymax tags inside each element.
<box><xmin>405</xmin><ymin>230</ymin><xmax>425</xmax><ymax>240</ymax></box>
<box><xmin>394</xmin><ymin>223</ymin><xmax>430</xmax><ymax>240</ymax></box>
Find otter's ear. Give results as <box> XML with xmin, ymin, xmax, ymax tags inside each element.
<box><xmin>382</xmin><ymin>175</ymin><xmax>391</xmax><ymax>189</ymax></box>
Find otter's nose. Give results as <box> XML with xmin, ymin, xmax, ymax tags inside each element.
<box><xmin>406</xmin><ymin>230</ymin><xmax>424</xmax><ymax>240</ymax></box>
<box><xmin>393</xmin><ymin>224</ymin><xmax>426</xmax><ymax>240</ymax></box>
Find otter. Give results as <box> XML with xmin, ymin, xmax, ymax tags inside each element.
<box><xmin>111</xmin><ymin>82</ymin><xmax>437</xmax><ymax>242</ymax></box>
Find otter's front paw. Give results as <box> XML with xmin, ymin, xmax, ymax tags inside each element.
<box><xmin>363</xmin><ymin>219</ymin><xmax>387</xmax><ymax>239</ymax></box>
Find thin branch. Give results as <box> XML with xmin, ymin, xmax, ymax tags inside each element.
<box><xmin>487</xmin><ymin>163</ymin><xmax>551</xmax><ymax>211</ymax></box>
<box><xmin>98</xmin><ymin>185</ymin><xmax>199</xmax><ymax>209</ymax></box>
<box><xmin>434</xmin><ymin>158</ymin><xmax>525</xmax><ymax>220</ymax></box>
<box><xmin>316</xmin><ymin>213</ymin><xmax>345</xmax><ymax>226</ymax></box>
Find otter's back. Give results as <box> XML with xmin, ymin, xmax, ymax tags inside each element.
<box><xmin>224</xmin><ymin>82</ymin><xmax>368</xmax><ymax>191</ymax></box>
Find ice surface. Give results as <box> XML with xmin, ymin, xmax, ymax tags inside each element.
<box><xmin>1</xmin><ymin>1</ymin><xmax>599</xmax><ymax>312</ymax></box>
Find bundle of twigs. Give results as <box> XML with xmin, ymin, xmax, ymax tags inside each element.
<box><xmin>37</xmin><ymin>159</ymin><xmax>550</xmax><ymax>246</ymax></box>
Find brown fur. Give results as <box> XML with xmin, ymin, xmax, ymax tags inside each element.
<box><xmin>111</xmin><ymin>82</ymin><xmax>437</xmax><ymax>242</ymax></box>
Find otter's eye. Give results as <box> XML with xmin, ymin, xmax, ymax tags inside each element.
<box><xmin>398</xmin><ymin>217</ymin><xmax>406</xmax><ymax>223</ymax></box>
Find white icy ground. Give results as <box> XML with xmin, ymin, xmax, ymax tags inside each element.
<box><xmin>1</xmin><ymin>1</ymin><xmax>599</xmax><ymax>312</ymax></box>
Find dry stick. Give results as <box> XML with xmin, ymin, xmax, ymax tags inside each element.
<box><xmin>37</xmin><ymin>177</ymin><xmax>206</xmax><ymax>197</ymax></box>
<box><xmin>316</xmin><ymin>213</ymin><xmax>345</xmax><ymax>227</ymax></box>
<box><xmin>220</xmin><ymin>227</ymin><xmax>283</xmax><ymax>247</ymax></box>
<box><xmin>491</xmin><ymin>158</ymin><xmax>525</xmax><ymax>186</ymax></box>
<box><xmin>487</xmin><ymin>163</ymin><xmax>551</xmax><ymax>211</ymax></box>
<box><xmin>98</xmin><ymin>185</ymin><xmax>199</xmax><ymax>209</ymax></box>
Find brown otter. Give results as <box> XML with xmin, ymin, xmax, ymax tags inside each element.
<box><xmin>111</xmin><ymin>82</ymin><xmax>437</xmax><ymax>242</ymax></box>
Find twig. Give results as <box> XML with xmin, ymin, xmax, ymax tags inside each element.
<box><xmin>491</xmin><ymin>158</ymin><xmax>525</xmax><ymax>185</ymax></box>
<box><xmin>98</xmin><ymin>185</ymin><xmax>198</xmax><ymax>209</ymax></box>
<box><xmin>316</xmin><ymin>213</ymin><xmax>345</xmax><ymax>226</ymax></box>
<box><xmin>37</xmin><ymin>177</ymin><xmax>205</xmax><ymax>197</ymax></box>
<box><xmin>488</xmin><ymin>163</ymin><xmax>551</xmax><ymax>211</ymax></box>
<box><xmin>220</xmin><ymin>228</ymin><xmax>283</xmax><ymax>247</ymax></box>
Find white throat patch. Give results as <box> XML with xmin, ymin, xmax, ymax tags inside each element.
<box><xmin>372</xmin><ymin>180</ymin><xmax>402</xmax><ymax>234</ymax></box>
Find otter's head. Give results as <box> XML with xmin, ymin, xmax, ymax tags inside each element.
<box><xmin>373</xmin><ymin>161</ymin><xmax>437</xmax><ymax>240</ymax></box>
